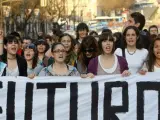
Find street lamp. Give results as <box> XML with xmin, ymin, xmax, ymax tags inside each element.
<box><xmin>73</xmin><ymin>0</ymin><xmax>76</xmax><ymax>30</ymax></box>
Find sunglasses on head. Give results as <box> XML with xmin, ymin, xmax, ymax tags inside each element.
<box><xmin>37</xmin><ymin>42</ymin><xmax>45</xmax><ymax>45</ymax></box>
<box><xmin>37</xmin><ymin>39</ymin><xmax>45</xmax><ymax>44</ymax></box>
<box><xmin>83</xmin><ymin>48</ymin><xmax>95</xmax><ymax>53</ymax></box>
<box><xmin>25</xmin><ymin>43</ymin><xmax>36</xmax><ymax>49</ymax></box>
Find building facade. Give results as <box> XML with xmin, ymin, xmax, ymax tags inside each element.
<box><xmin>65</xmin><ymin>0</ymin><xmax>97</xmax><ymax>21</ymax></box>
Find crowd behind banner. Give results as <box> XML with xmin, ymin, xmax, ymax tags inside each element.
<box><xmin>0</xmin><ymin>12</ymin><xmax>160</xmax><ymax>79</ymax></box>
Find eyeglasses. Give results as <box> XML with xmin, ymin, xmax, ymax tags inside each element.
<box><xmin>53</xmin><ymin>49</ymin><xmax>66</xmax><ymax>53</ymax></box>
<box><xmin>83</xmin><ymin>48</ymin><xmax>95</xmax><ymax>53</ymax></box>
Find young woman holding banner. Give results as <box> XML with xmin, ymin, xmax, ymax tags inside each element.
<box><xmin>115</xmin><ymin>26</ymin><xmax>148</xmax><ymax>74</ymax></box>
<box><xmin>76</xmin><ymin>36</ymin><xmax>99</xmax><ymax>78</ymax></box>
<box><xmin>45</xmin><ymin>33</ymin><xmax>77</xmax><ymax>66</ymax></box>
<box><xmin>39</xmin><ymin>42</ymin><xmax>79</xmax><ymax>76</ymax></box>
<box><xmin>88</xmin><ymin>33</ymin><xmax>130</xmax><ymax>76</ymax></box>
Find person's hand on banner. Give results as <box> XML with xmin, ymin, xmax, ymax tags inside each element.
<box><xmin>28</xmin><ymin>73</ymin><xmax>36</xmax><ymax>79</ymax></box>
<box><xmin>138</xmin><ymin>68</ymin><xmax>148</xmax><ymax>75</ymax></box>
<box><xmin>87</xmin><ymin>73</ymin><xmax>94</xmax><ymax>78</ymax></box>
<box><xmin>80</xmin><ymin>73</ymin><xmax>94</xmax><ymax>79</ymax></box>
<box><xmin>80</xmin><ymin>74</ymin><xmax>88</xmax><ymax>78</ymax></box>
<box><xmin>121</xmin><ymin>70</ymin><xmax>131</xmax><ymax>77</ymax></box>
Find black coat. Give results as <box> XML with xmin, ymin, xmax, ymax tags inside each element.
<box><xmin>139</xmin><ymin>32</ymin><xmax>151</xmax><ymax>50</ymax></box>
<box><xmin>0</xmin><ymin>54</ymin><xmax>27</xmax><ymax>76</ymax></box>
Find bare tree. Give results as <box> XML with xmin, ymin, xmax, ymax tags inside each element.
<box><xmin>97</xmin><ymin>0</ymin><xmax>135</xmax><ymax>11</ymax></box>
<box><xmin>39</xmin><ymin>0</ymin><xmax>66</xmax><ymax>22</ymax></box>
<box><xmin>5</xmin><ymin>0</ymin><xmax>39</xmax><ymax>35</ymax></box>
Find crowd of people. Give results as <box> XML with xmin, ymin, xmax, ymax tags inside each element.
<box><xmin>0</xmin><ymin>12</ymin><xmax>160</xmax><ymax>79</ymax></box>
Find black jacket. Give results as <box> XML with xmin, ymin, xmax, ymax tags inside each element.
<box><xmin>0</xmin><ymin>54</ymin><xmax>27</xmax><ymax>76</ymax></box>
<box><xmin>139</xmin><ymin>31</ymin><xmax>151</xmax><ymax>50</ymax></box>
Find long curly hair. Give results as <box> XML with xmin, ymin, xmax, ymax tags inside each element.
<box><xmin>24</xmin><ymin>43</ymin><xmax>38</xmax><ymax>69</ymax></box>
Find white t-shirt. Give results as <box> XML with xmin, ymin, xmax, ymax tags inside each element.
<box><xmin>154</xmin><ymin>66</ymin><xmax>160</xmax><ymax>72</ymax></box>
<box><xmin>115</xmin><ymin>48</ymin><xmax>148</xmax><ymax>74</ymax></box>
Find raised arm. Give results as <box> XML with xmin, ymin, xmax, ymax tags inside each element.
<box><xmin>0</xmin><ymin>29</ymin><xmax>4</xmax><ymax>55</ymax></box>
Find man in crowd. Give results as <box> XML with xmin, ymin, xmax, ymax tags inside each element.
<box><xmin>148</xmin><ymin>25</ymin><xmax>159</xmax><ymax>36</ymax></box>
<box><xmin>22</xmin><ymin>36</ymin><xmax>32</xmax><ymax>50</ymax></box>
<box><xmin>125</xmin><ymin>12</ymin><xmax>151</xmax><ymax>50</ymax></box>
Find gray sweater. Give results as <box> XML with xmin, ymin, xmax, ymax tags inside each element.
<box><xmin>39</xmin><ymin>64</ymin><xmax>79</xmax><ymax>76</ymax></box>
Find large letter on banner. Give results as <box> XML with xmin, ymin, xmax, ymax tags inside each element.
<box><xmin>24</xmin><ymin>83</ymin><xmax>34</xmax><ymax>120</ymax></box>
<box><xmin>37</xmin><ymin>83</ymin><xmax>66</xmax><ymax>120</ymax></box>
<box><xmin>70</xmin><ymin>83</ymin><xmax>78</xmax><ymax>120</ymax></box>
<box><xmin>0</xmin><ymin>81</ymin><xmax>2</xmax><ymax>114</ymax></box>
<box><xmin>7</xmin><ymin>82</ymin><xmax>16</xmax><ymax>120</ymax></box>
<box><xmin>91</xmin><ymin>82</ymin><xmax>99</xmax><ymax>120</ymax></box>
<box><xmin>137</xmin><ymin>82</ymin><xmax>160</xmax><ymax>120</ymax></box>
<box><xmin>104</xmin><ymin>81</ymin><xmax>129</xmax><ymax>120</ymax></box>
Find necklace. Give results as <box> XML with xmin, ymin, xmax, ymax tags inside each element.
<box><xmin>127</xmin><ymin>49</ymin><xmax>136</xmax><ymax>55</ymax></box>
<box><xmin>7</xmin><ymin>57</ymin><xmax>16</xmax><ymax>60</ymax></box>
<box><xmin>156</xmin><ymin>61</ymin><xmax>160</xmax><ymax>67</ymax></box>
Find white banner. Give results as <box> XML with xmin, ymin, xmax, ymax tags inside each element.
<box><xmin>0</xmin><ymin>72</ymin><xmax>160</xmax><ymax>120</ymax></box>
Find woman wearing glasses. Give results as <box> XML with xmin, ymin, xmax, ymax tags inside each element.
<box><xmin>75</xmin><ymin>36</ymin><xmax>99</xmax><ymax>78</ymax></box>
<box><xmin>24</xmin><ymin>43</ymin><xmax>44</xmax><ymax>78</ymax></box>
<box><xmin>39</xmin><ymin>42</ymin><xmax>79</xmax><ymax>76</ymax></box>
<box><xmin>45</xmin><ymin>33</ymin><xmax>77</xmax><ymax>66</ymax></box>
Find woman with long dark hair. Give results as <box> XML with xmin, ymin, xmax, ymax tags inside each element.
<box><xmin>76</xmin><ymin>22</ymin><xmax>89</xmax><ymax>44</ymax></box>
<box><xmin>147</xmin><ymin>37</ymin><xmax>160</xmax><ymax>72</ymax></box>
<box><xmin>115</xmin><ymin>26</ymin><xmax>148</xmax><ymax>74</ymax></box>
<box><xmin>76</xmin><ymin>36</ymin><xmax>99</xmax><ymax>77</ymax></box>
<box><xmin>24</xmin><ymin>43</ymin><xmax>43</xmax><ymax>78</ymax></box>
<box><xmin>0</xmin><ymin>35</ymin><xmax>27</xmax><ymax>76</ymax></box>
<box><xmin>35</xmin><ymin>39</ymin><xmax>50</xmax><ymax>67</ymax></box>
